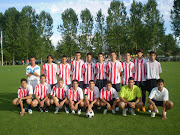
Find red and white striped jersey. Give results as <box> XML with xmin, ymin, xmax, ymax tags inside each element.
<box><xmin>70</xmin><ymin>60</ymin><xmax>84</xmax><ymax>82</ymax></box>
<box><xmin>82</xmin><ymin>62</ymin><xmax>95</xmax><ymax>84</ymax></box>
<box><xmin>84</xmin><ymin>86</ymin><xmax>99</xmax><ymax>102</ymax></box>
<box><xmin>67</xmin><ymin>87</ymin><xmax>84</xmax><ymax>102</ymax></box>
<box><xmin>42</xmin><ymin>63</ymin><xmax>57</xmax><ymax>84</ymax></box>
<box><xmin>57</xmin><ymin>63</ymin><xmax>71</xmax><ymax>85</ymax></box>
<box><xmin>121</xmin><ymin>62</ymin><xmax>134</xmax><ymax>85</ymax></box>
<box><xmin>34</xmin><ymin>83</ymin><xmax>51</xmax><ymax>100</ymax></box>
<box><xmin>95</xmin><ymin>62</ymin><xmax>107</xmax><ymax>80</ymax></box>
<box><xmin>100</xmin><ymin>87</ymin><xmax>119</xmax><ymax>101</ymax></box>
<box><xmin>106</xmin><ymin>60</ymin><xmax>123</xmax><ymax>84</ymax></box>
<box><xmin>51</xmin><ymin>84</ymin><xmax>69</xmax><ymax>100</ymax></box>
<box><xmin>133</xmin><ymin>58</ymin><xmax>147</xmax><ymax>81</ymax></box>
<box><xmin>17</xmin><ymin>85</ymin><xmax>33</xmax><ymax>98</ymax></box>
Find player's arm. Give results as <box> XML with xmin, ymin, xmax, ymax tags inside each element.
<box><xmin>27</xmin><ymin>73</ymin><xmax>33</xmax><ymax>77</ymax></box>
<box><xmin>52</xmin><ymin>95</ymin><xmax>60</xmax><ymax>106</ymax></box>
<box><xmin>60</xmin><ymin>97</ymin><xmax>67</xmax><ymax>106</ymax></box>
<box><xmin>42</xmin><ymin>94</ymin><xmax>50</xmax><ymax>102</ymax></box>
<box><xmin>85</xmin><ymin>96</ymin><xmax>89</xmax><ymax>106</ymax></box>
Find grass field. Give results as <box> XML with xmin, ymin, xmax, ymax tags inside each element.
<box><xmin>0</xmin><ymin>62</ymin><xmax>180</xmax><ymax>135</ymax></box>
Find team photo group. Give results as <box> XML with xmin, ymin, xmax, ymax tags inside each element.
<box><xmin>12</xmin><ymin>49</ymin><xmax>174</xmax><ymax>120</ymax></box>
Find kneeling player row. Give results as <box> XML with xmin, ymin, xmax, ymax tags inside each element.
<box><xmin>12</xmin><ymin>75</ymin><xmax>173</xmax><ymax>120</ymax></box>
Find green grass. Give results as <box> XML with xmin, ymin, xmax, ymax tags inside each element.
<box><xmin>0</xmin><ymin>62</ymin><xmax>180</xmax><ymax>135</ymax></box>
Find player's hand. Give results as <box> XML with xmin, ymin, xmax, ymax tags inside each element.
<box><xmin>59</xmin><ymin>102</ymin><xmax>64</xmax><ymax>107</ymax></box>
<box><xmin>40</xmin><ymin>101</ymin><xmax>44</xmax><ymax>107</ymax></box>
<box><xmin>162</xmin><ymin>112</ymin><xmax>167</xmax><ymax>120</ymax></box>
<box><xmin>131</xmin><ymin>102</ymin><xmax>136</xmax><ymax>108</ymax></box>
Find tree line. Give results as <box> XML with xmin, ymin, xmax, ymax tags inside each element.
<box><xmin>0</xmin><ymin>0</ymin><xmax>179</xmax><ymax>65</ymax></box>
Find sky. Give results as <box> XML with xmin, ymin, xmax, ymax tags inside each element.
<box><xmin>0</xmin><ymin>0</ymin><xmax>174</xmax><ymax>47</ymax></box>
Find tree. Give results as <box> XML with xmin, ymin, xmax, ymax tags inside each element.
<box><xmin>37</xmin><ymin>10</ymin><xmax>54</xmax><ymax>64</ymax></box>
<box><xmin>3</xmin><ymin>7</ymin><xmax>20</xmax><ymax>65</ymax></box>
<box><xmin>106</xmin><ymin>0</ymin><xmax>128</xmax><ymax>59</ymax></box>
<box><xmin>143</xmin><ymin>0</ymin><xmax>165</xmax><ymax>52</ymax></box>
<box><xmin>79</xmin><ymin>8</ymin><xmax>94</xmax><ymax>56</ymax></box>
<box><xmin>128</xmin><ymin>0</ymin><xmax>144</xmax><ymax>51</ymax></box>
<box><xmin>58</xmin><ymin>8</ymin><xmax>79</xmax><ymax>61</ymax></box>
<box><xmin>93</xmin><ymin>9</ymin><xmax>106</xmax><ymax>55</ymax></box>
<box><xmin>171</xmin><ymin>0</ymin><xmax>180</xmax><ymax>38</ymax></box>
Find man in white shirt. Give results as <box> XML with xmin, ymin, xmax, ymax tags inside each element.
<box><xmin>26</xmin><ymin>56</ymin><xmax>40</xmax><ymax>91</ymax></box>
<box><xmin>12</xmin><ymin>78</ymin><xmax>33</xmax><ymax>116</ymax></box>
<box><xmin>148</xmin><ymin>79</ymin><xmax>173</xmax><ymax>120</ymax></box>
<box><xmin>145</xmin><ymin>51</ymin><xmax>162</xmax><ymax>93</ymax></box>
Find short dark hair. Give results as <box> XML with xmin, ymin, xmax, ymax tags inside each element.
<box><xmin>58</xmin><ymin>77</ymin><xmax>64</xmax><ymax>82</ymax></box>
<box><xmin>157</xmin><ymin>79</ymin><xmax>164</xmax><ymax>84</ymax></box>
<box><xmin>111</xmin><ymin>51</ymin><xmax>116</xmax><ymax>55</ymax></box>
<box><xmin>21</xmin><ymin>78</ymin><xmax>27</xmax><ymax>83</ymax></box>
<box><xmin>128</xmin><ymin>77</ymin><xmax>134</xmax><ymax>81</ymax></box>
<box><xmin>72</xmin><ymin>80</ymin><xmax>79</xmax><ymax>84</ymax></box>
<box><xmin>62</xmin><ymin>55</ymin><xmax>67</xmax><ymax>58</ymax></box>
<box><xmin>136</xmin><ymin>49</ymin><xmax>143</xmax><ymax>54</ymax></box>
<box><xmin>40</xmin><ymin>74</ymin><xmax>46</xmax><ymax>79</ymax></box>
<box><xmin>106</xmin><ymin>80</ymin><xmax>112</xmax><ymax>85</ymax></box>
<box><xmin>75</xmin><ymin>52</ymin><xmax>81</xmax><ymax>54</ymax></box>
<box><xmin>30</xmin><ymin>56</ymin><xmax>35</xmax><ymax>59</ymax></box>
<box><xmin>47</xmin><ymin>55</ymin><xmax>53</xmax><ymax>59</ymax></box>
<box><xmin>98</xmin><ymin>53</ymin><xmax>103</xmax><ymax>56</ymax></box>
<box><xmin>149</xmin><ymin>51</ymin><xmax>156</xmax><ymax>55</ymax></box>
<box><xmin>89</xmin><ymin>80</ymin><xmax>95</xmax><ymax>84</ymax></box>
<box><xmin>87</xmin><ymin>53</ymin><xmax>92</xmax><ymax>56</ymax></box>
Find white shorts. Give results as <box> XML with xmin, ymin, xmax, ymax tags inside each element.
<box><xmin>28</xmin><ymin>80</ymin><xmax>39</xmax><ymax>92</ymax></box>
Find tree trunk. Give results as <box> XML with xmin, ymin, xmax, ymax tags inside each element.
<box><xmin>13</xmin><ymin>56</ymin><xmax>15</xmax><ymax>65</ymax></box>
<box><xmin>41</xmin><ymin>57</ymin><xmax>42</xmax><ymax>65</ymax></box>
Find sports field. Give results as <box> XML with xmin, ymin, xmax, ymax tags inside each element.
<box><xmin>0</xmin><ymin>62</ymin><xmax>180</xmax><ymax>135</ymax></box>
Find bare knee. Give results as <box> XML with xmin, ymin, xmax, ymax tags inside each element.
<box><xmin>119</xmin><ymin>102</ymin><xmax>125</xmax><ymax>109</ymax></box>
<box><xmin>26</xmin><ymin>99</ymin><xmax>32</xmax><ymax>105</ymax></box>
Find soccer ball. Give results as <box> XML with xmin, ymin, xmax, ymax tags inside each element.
<box><xmin>86</xmin><ymin>110</ymin><xmax>94</xmax><ymax>118</ymax></box>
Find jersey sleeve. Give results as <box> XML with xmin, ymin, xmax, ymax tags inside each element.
<box><xmin>34</xmin><ymin>84</ymin><xmax>38</xmax><ymax>95</ymax></box>
<box><xmin>28</xmin><ymin>85</ymin><xmax>33</xmax><ymax>95</ymax></box>
<box><xmin>17</xmin><ymin>89</ymin><xmax>21</xmax><ymax>98</ymax></box>
<box><xmin>163</xmin><ymin>88</ymin><xmax>169</xmax><ymax>101</ymax></box>
<box><xmin>51</xmin><ymin>86</ymin><xmax>56</xmax><ymax>96</ymax></box>
<box><xmin>159</xmin><ymin>63</ymin><xmax>162</xmax><ymax>73</ymax></box>
<box><xmin>100</xmin><ymin>88</ymin><xmax>103</xmax><ymax>99</ymax></box>
<box><xmin>95</xmin><ymin>87</ymin><xmax>100</xmax><ymax>99</ymax></box>
<box><xmin>34</xmin><ymin>66</ymin><xmax>40</xmax><ymax>76</ymax></box>
<box><xmin>84</xmin><ymin>88</ymin><xmax>88</xmax><ymax>96</ymax></box>
<box><xmin>42</xmin><ymin>64</ymin><xmax>45</xmax><ymax>74</ymax></box>
<box><xmin>26</xmin><ymin>66</ymin><xmax>31</xmax><ymax>76</ymax></box>
<box><xmin>47</xmin><ymin>84</ymin><xmax>51</xmax><ymax>94</ymax></box>
<box><xmin>57</xmin><ymin>65</ymin><xmax>60</xmax><ymax>75</ymax></box>
<box><xmin>119</xmin><ymin>62</ymin><xmax>123</xmax><ymax>72</ymax></box>
<box><xmin>113</xmin><ymin>89</ymin><xmax>119</xmax><ymax>99</ymax></box>
<box><xmin>79</xmin><ymin>88</ymin><xmax>84</xmax><ymax>99</ymax></box>
<box><xmin>82</xmin><ymin>64</ymin><xmax>85</xmax><ymax>74</ymax></box>
<box><xmin>136</xmin><ymin>87</ymin><xmax>142</xmax><ymax>98</ymax></box>
<box><xmin>148</xmin><ymin>89</ymin><xmax>156</xmax><ymax>99</ymax></box>
<box><xmin>105</xmin><ymin>63</ymin><xmax>109</xmax><ymax>74</ymax></box>
<box><xmin>64</xmin><ymin>85</ymin><xmax>69</xmax><ymax>97</ymax></box>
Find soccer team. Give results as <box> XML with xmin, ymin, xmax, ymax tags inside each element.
<box><xmin>12</xmin><ymin>49</ymin><xmax>173</xmax><ymax>120</ymax></box>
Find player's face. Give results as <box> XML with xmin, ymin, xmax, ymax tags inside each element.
<box><xmin>125</xmin><ymin>53</ymin><xmax>131</xmax><ymax>61</ymax></box>
<box><xmin>73</xmin><ymin>81</ymin><xmax>79</xmax><ymax>89</ymax></box>
<box><xmin>75</xmin><ymin>53</ymin><xmax>81</xmax><ymax>60</ymax></box>
<box><xmin>150</xmin><ymin>54</ymin><xmax>156</xmax><ymax>61</ymax></box>
<box><xmin>128</xmin><ymin>80</ymin><xmax>135</xmax><ymax>88</ymax></box>
<box><xmin>157</xmin><ymin>82</ymin><xmax>164</xmax><ymax>90</ymax></box>
<box><xmin>58</xmin><ymin>81</ymin><xmax>64</xmax><ymax>88</ymax></box>
<box><xmin>111</xmin><ymin>53</ymin><xmax>117</xmax><ymax>60</ymax></box>
<box><xmin>47</xmin><ymin>56</ymin><xmax>53</xmax><ymax>63</ymax></box>
<box><xmin>40</xmin><ymin>76</ymin><xmax>46</xmax><ymax>84</ymax></box>
<box><xmin>89</xmin><ymin>82</ymin><xmax>95</xmax><ymax>89</ymax></box>
<box><xmin>62</xmin><ymin>57</ymin><xmax>67</xmax><ymax>64</ymax></box>
<box><xmin>21</xmin><ymin>81</ymin><xmax>27</xmax><ymax>89</ymax></box>
<box><xmin>87</xmin><ymin>55</ymin><xmax>92</xmax><ymax>62</ymax></box>
<box><xmin>137</xmin><ymin>52</ymin><xmax>143</xmax><ymax>58</ymax></box>
<box><xmin>106</xmin><ymin>83</ymin><xmax>112</xmax><ymax>91</ymax></box>
<box><xmin>30</xmin><ymin>58</ymin><xmax>36</xmax><ymax>65</ymax></box>
<box><xmin>98</xmin><ymin>54</ymin><xmax>103</xmax><ymax>62</ymax></box>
